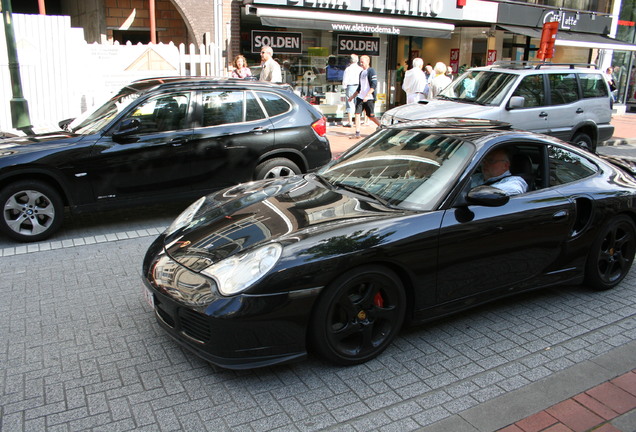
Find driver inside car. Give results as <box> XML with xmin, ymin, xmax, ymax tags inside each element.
<box><xmin>471</xmin><ymin>148</ymin><xmax>528</xmax><ymax>196</ymax></box>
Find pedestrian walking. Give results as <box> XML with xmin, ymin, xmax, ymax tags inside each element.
<box><xmin>348</xmin><ymin>55</ymin><xmax>381</xmax><ymax>139</ymax></box>
<box><xmin>428</xmin><ymin>62</ymin><xmax>452</xmax><ymax>99</ymax></box>
<box><xmin>231</xmin><ymin>55</ymin><xmax>251</xmax><ymax>79</ymax></box>
<box><xmin>402</xmin><ymin>58</ymin><xmax>428</xmax><ymax>104</ymax></box>
<box><xmin>342</xmin><ymin>54</ymin><xmax>363</xmax><ymax>127</ymax></box>
<box><xmin>259</xmin><ymin>45</ymin><xmax>282</xmax><ymax>83</ymax></box>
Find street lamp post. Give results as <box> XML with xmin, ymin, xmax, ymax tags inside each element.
<box><xmin>2</xmin><ymin>0</ymin><xmax>34</xmax><ymax>135</ymax></box>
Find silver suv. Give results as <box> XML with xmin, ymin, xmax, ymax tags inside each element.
<box><xmin>381</xmin><ymin>62</ymin><xmax>614</xmax><ymax>152</ymax></box>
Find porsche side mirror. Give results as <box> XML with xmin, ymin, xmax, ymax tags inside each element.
<box><xmin>466</xmin><ymin>185</ymin><xmax>510</xmax><ymax>207</ymax></box>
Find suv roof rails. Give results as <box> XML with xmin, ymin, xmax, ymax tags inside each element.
<box><xmin>490</xmin><ymin>61</ymin><xmax>598</xmax><ymax>70</ymax></box>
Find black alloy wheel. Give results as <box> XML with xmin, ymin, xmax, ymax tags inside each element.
<box><xmin>585</xmin><ymin>215</ymin><xmax>636</xmax><ymax>291</ymax></box>
<box><xmin>310</xmin><ymin>266</ymin><xmax>406</xmax><ymax>366</ymax></box>
<box><xmin>0</xmin><ymin>180</ymin><xmax>64</xmax><ymax>242</ymax></box>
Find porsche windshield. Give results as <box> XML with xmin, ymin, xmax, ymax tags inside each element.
<box><xmin>318</xmin><ymin>129</ymin><xmax>474</xmax><ymax>211</ymax></box>
<box><xmin>69</xmin><ymin>87</ymin><xmax>142</xmax><ymax>134</ymax></box>
<box><xmin>439</xmin><ymin>70</ymin><xmax>518</xmax><ymax>106</ymax></box>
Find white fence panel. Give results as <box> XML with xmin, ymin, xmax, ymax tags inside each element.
<box><xmin>1</xmin><ymin>15</ymin><xmax>224</xmax><ymax>134</ymax></box>
<box><xmin>178</xmin><ymin>42</ymin><xmax>222</xmax><ymax>77</ymax></box>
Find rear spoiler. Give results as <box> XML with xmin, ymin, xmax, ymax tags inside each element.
<box><xmin>597</xmin><ymin>154</ymin><xmax>636</xmax><ymax>177</ymax></box>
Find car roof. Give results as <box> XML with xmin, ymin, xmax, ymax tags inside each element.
<box><xmin>387</xmin><ymin>118</ymin><xmax>560</xmax><ymax>149</ymax></box>
<box><xmin>468</xmin><ymin>61</ymin><xmax>602</xmax><ymax>75</ymax></box>
<box><xmin>388</xmin><ymin>118</ymin><xmax>512</xmax><ymax>135</ymax></box>
<box><xmin>123</xmin><ymin>76</ymin><xmax>292</xmax><ymax>93</ymax></box>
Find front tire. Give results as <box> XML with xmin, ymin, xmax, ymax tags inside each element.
<box><xmin>310</xmin><ymin>266</ymin><xmax>406</xmax><ymax>366</ymax></box>
<box><xmin>585</xmin><ymin>215</ymin><xmax>636</xmax><ymax>291</ymax></box>
<box><xmin>0</xmin><ymin>181</ymin><xmax>64</xmax><ymax>242</ymax></box>
<box><xmin>254</xmin><ymin>158</ymin><xmax>301</xmax><ymax>180</ymax></box>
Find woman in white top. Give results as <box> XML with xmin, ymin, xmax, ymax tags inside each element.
<box><xmin>428</xmin><ymin>62</ymin><xmax>452</xmax><ymax>99</ymax></box>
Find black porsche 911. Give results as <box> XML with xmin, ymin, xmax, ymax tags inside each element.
<box><xmin>142</xmin><ymin>118</ymin><xmax>636</xmax><ymax>370</ymax></box>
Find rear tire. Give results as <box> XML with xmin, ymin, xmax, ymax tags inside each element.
<box><xmin>584</xmin><ymin>215</ymin><xmax>636</xmax><ymax>291</ymax></box>
<box><xmin>254</xmin><ymin>158</ymin><xmax>301</xmax><ymax>180</ymax></box>
<box><xmin>0</xmin><ymin>181</ymin><xmax>64</xmax><ymax>242</ymax></box>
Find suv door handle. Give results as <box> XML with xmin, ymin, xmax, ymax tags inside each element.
<box><xmin>576</xmin><ymin>108</ymin><xmax>584</xmax><ymax>114</ymax></box>
<box><xmin>539</xmin><ymin>112</ymin><xmax>548</xmax><ymax>118</ymax></box>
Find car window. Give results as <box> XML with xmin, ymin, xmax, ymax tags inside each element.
<box><xmin>318</xmin><ymin>129</ymin><xmax>474</xmax><ymax>211</ymax></box>
<box><xmin>246</xmin><ymin>91</ymin><xmax>266</xmax><ymax>121</ymax></box>
<box><xmin>256</xmin><ymin>92</ymin><xmax>291</xmax><ymax>117</ymax></box>
<box><xmin>580</xmin><ymin>73</ymin><xmax>610</xmax><ymax>98</ymax></box>
<box><xmin>441</xmin><ymin>71</ymin><xmax>518</xmax><ymax>106</ymax></box>
<box><xmin>548</xmin><ymin>145</ymin><xmax>597</xmax><ymax>186</ymax></box>
<box><xmin>548</xmin><ymin>73</ymin><xmax>579</xmax><ymax>105</ymax></box>
<box><xmin>201</xmin><ymin>90</ymin><xmax>244</xmax><ymax>126</ymax></box>
<box><xmin>512</xmin><ymin>74</ymin><xmax>545</xmax><ymax>108</ymax></box>
<box><xmin>124</xmin><ymin>93</ymin><xmax>190</xmax><ymax>133</ymax></box>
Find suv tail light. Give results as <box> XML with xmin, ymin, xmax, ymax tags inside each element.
<box><xmin>311</xmin><ymin>117</ymin><xmax>327</xmax><ymax>137</ymax></box>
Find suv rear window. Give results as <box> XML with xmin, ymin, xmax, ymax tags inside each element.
<box><xmin>579</xmin><ymin>73</ymin><xmax>610</xmax><ymax>98</ymax></box>
<box><xmin>257</xmin><ymin>92</ymin><xmax>291</xmax><ymax>117</ymax></box>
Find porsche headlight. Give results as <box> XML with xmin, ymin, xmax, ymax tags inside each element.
<box><xmin>201</xmin><ymin>243</ymin><xmax>282</xmax><ymax>296</ymax></box>
<box><xmin>166</xmin><ymin>196</ymin><xmax>205</xmax><ymax>235</ymax></box>
<box><xmin>151</xmin><ymin>254</ymin><xmax>217</xmax><ymax>306</ymax></box>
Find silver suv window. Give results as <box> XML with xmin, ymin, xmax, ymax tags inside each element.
<box><xmin>512</xmin><ymin>74</ymin><xmax>545</xmax><ymax>107</ymax></box>
<box><xmin>548</xmin><ymin>73</ymin><xmax>579</xmax><ymax>105</ymax></box>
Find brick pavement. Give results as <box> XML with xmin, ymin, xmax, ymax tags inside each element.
<box><xmin>1</xmin><ymin>233</ymin><xmax>635</xmax><ymax>431</ymax></box>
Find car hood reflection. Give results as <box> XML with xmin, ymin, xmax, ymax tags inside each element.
<box><xmin>164</xmin><ymin>175</ymin><xmax>401</xmax><ymax>271</ymax></box>
<box><xmin>0</xmin><ymin>132</ymin><xmax>83</xmax><ymax>156</ymax></box>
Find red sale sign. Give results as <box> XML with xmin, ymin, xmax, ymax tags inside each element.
<box><xmin>449</xmin><ymin>49</ymin><xmax>459</xmax><ymax>73</ymax></box>
<box><xmin>487</xmin><ymin>50</ymin><xmax>497</xmax><ymax>65</ymax></box>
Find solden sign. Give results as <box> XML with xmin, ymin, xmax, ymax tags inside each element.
<box><xmin>337</xmin><ymin>35</ymin><xmax>381</xmax><ymax>56</ymax></box>
<box><xmin>252</xmin><ymin>31</ymin><xmax>303</xmax><ymax>54</ymax></box>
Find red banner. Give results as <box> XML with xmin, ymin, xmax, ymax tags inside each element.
<box><xmin>449</xmin><ymin>48</ymin><xmax>459</xmax><ymax>73</ymax></box>
<box><xmin>487</xmin><ymin>50</ymin><xmax>497</xmax><ymax>65</ymax></box>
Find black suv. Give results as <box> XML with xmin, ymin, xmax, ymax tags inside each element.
<box><xmin>0</xmin><ymin>77</ymin><xmax>331</xmax><ymax>242</ymax></box>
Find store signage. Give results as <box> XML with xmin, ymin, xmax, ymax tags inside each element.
<box><xmin>249</xmin><ymin>0</ymin><xmax>464</xmax><ymax>20</ymax></box>
<box><xmin>337</xmin><ymin>35</ymin><xmax>381</xmax><ymax>56</ymax></box>
<box><xmin>542</xmin><ymin>10</ymin><xmax>579</xmax><ymax>30</ymax></box>
<box><xmin>252</xmin><ymin>31</ymin><xmax>303</xmax><ymax>54</ymax></box>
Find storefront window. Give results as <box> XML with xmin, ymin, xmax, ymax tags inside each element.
<box><xmin>239</xmin><ymin>14</ymin><xmax>389</xmax><ymax>120</ymax></box>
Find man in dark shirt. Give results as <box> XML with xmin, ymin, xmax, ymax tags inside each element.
<box><xmin>347</xmin><ymin>55</ymin><xmax>381</xmax><ymax>139</ymax></box>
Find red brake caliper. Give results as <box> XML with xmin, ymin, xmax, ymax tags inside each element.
<box><xmin>373</xmin><ymin>292</ymin><xmax>384</xmax><ymax>308</ymax></box>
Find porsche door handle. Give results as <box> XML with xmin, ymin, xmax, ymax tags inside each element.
<box><xmin>170</xmin><ymin>138</ymin><xmax>186</xmax><ymax>147</ymax></box>
<box><xmin>553</xmin><ymin>210</ymin><xmax>569</xmax><ymax>220</ymax></box>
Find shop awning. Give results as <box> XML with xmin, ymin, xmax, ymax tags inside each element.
<box><xmin>499</xmin><ymin>24</ymin><xmax>636</xmax><ymax>51</ymax></box>
<box><xmin>254</xmin><ymin>7</ymin><xmax>455</xmax><ymax>39</ymax></box>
